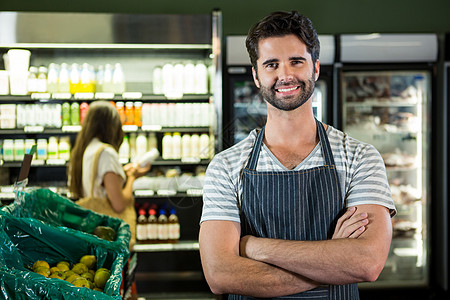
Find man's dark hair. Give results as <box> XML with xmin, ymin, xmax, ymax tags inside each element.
<box><xmin>245</xmin><ymin>11</ymin><xmax>320</xmax><ymax>71</ymax></box>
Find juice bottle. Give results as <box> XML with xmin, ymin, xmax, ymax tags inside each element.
<box><xmin>37</xmin><ymin>66</ymin><xmax>48</xmax><ymax>93</ymax></box>
<box><xmin>136</xmin><ymin>209</ymin><xmax>148</xmax><ymax>244</ymax></box>
<box><xmin>80</xmin><ymin>102</ymin><xmax>89</xmax><ymax>124</ymax></box>
<box><xmin>162</xmin><ymin>133</ymin><xmax>173</xmax><ymax>160</ymax></box>
<box><xmin>79</xmin><ymin>63</ymin><xmax>91</xmax><ymax>93</ymax></box>
<box><xmin>199</xmin><ymin>133</ymin><xmax>210</xmax><ymax>159</ymax></box>
<box><xmin>70</xmin><ymin>102</ymin><xmax>80</xmax><ymax>126</ymax></box>
<box><xmin>152</xmin><ymin>66</ymin><xmax>162</xmax><ymax>94</ymax></box>
<box><xmin>194</xmin><ymin>62</ymin><xmax>208</xmax><ymax>94</ymax></box>
<box><xmin>172</xmin><ymin>132</ymin><xmax>181</xmax><ymax>160</ymax></box>
<box><xmin>47</xmin><ymin>137</ymin><xmax>59</xmax><ymax>159</ymax></box>
<box><xmin>36</xmin><ymin>139</ymin><xmax>48</xmax><ymax>160</ymax></box>
<box><xmin>183</xmin><ymin>62</ymin><xmax>195</xmax><ymax>94</ymax></box>
<box><xmin>61</xmin><ymin>102</ymin><xmax>71</xmax><ymax>126</ymax></box>
<box><xmin>113</xmin><ymin>63</ymin><xmax>125</xmax><ymax>94</ymax></box>
<box><xmin>135</xmin><ymin>133</ymin><xmax>148</xmax><ymax>159</ymax></box>
<box><xmin>134</xmin><ymin>101</ymin><xmax>142</xmax><ymax>127</ymax></box>
<box><xmin>103</xmin><ymin>64</ymin><xmax>113</xmax><ymax>93</ymax></box>
<box><xmin>157</xmin><ymin>209</ymin><xmax>169</xmax><ymax>243</ymax></box>
<box><xmin>147</xmin><ymin>208</ymin><xmax>158</xmax><ymax>243</ymax></box>
<box><xmin>69</xmin><ymin>63</ymin><xmax>80</xmax><ymax>94</ymax></box>
<box><xmin>168</xmin><ymin>208</ymin><xmax>180</xmax><ymax>243</ymax></box>
<box><xmin>119</xmin><ymin>135</ymin><xmax>130</xmax><ymax>162</ymax></box>
<box><xmin>13</xmin><ymin>139</ymin><xmax>24</xmax><ymax>161</ymax></box>
<box><xmin>125</xmin><ymin>101</ymin><xmax>134</xmax><ymax>125</ymax></box>
<box><xmin>181</xmin><ymin>134</ymin><xmax>191</xmax><ymax>159</ymax></box>
<box><xmin>58</xmin><ymin>136</ymin><xmax>71</xmax><ymax>161</ymax></box>
<box><xmin>116</xmin><ymin>101</ymin><xmax>126</xmax><ymax>124</ymax></box>
<box><xmin>47</xmin><ymin>63</ymin><xmax>59</xmax><ymax>94</ymax></box>
<box><xmin>148</xmin><ymin>132</ymin><xmax>158</xmax><ymax>150</ymax></box>
<box><xmin>58</xmin><ymin>63</ymin><xmax>70</xmax><ymax>93</ymax></box>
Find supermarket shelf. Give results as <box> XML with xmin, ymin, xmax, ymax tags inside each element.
<box><xmin>344</xmin><ymin>99</ymin><xmax>418</xmax><ymax>107</ymax></box>
<box><xmin>133</xmin><ymin>240</ymin><xmax>199</xmax><ymax>252</ymax></box>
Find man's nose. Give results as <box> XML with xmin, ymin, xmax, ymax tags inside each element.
<box><xmin>277</xmin><ymin>64</ymin><xmax>295</xmax><ymax>83</ymax></box>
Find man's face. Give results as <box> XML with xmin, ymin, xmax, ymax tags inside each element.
<box><xmin>252</xmin><ymin>34</ymin><xmax>320</xmax><ymax>111</ymax></box>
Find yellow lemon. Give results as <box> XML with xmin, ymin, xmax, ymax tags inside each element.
<box><xmin>32</xmin><ymin>260</ymin><xmax>50</xmax><ymax>271</ymax></box>
<box><xmin>79</xmin><ymin>255</ymin><xmax>97</xmax><ymax>270</ymax></box>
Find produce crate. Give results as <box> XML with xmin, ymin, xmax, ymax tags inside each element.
<box><xmin>0</xmin><ymin>211</ymin><xmax>126</xmax><ymax>299</ymax></box>
<box><xmin>1</xmin><ymin>188</ymin><xmax>131</xmax><ymax>254</ymax></box>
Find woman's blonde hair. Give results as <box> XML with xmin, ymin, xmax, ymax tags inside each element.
<box><xmin>68</xmin><ymin>100</ymin><xmax>124</xmax><ymax>198</ymax></box>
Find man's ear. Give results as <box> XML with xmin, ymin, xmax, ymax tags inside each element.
<box><xmin>314</xmin><ymin>59</ymin><xmax>320</xmax><ymax>81</ymax></box>
<box><xmin>252</xmin><ymin>67</ymin><xmax>260</xmax><ymax>88</ymax></box>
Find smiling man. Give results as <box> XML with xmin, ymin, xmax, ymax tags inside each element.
<box><xmin>199</xmin><ymin>11</ymin><xmax>396</xmax><ymax>299</ymax></box>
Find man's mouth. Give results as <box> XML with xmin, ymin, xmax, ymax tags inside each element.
<box><xmin>275</xmin><ymin>86</ymin><xmax>299</xmax><ymax>93</ymax></box>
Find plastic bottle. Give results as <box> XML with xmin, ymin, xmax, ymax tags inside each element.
<box><xmin>136</xmin><ymin>209</ymin><xmax>148</xmax><ymax>243</ymax></box>
<box><xmin>13</xmin><ymin>139</ymin><xmax>24</xmax><ymax>161</ymax></box>
<box><xmin>194</xmin><ymin>62</ymin><xmax>208</xmax><ymax>94</ymax></box>
<box><xmin>134</xmin><ymin>101</ymin><xmax>142</xmax><ymax>127</ymax></box>
<box><xmin>103</xmin><ymin>64</ymin><xmax>113</xmax><ymax>93</ymax></box>
<box><xmin>190</xmin><ymin>134</ymin><xmax>200</xmax><ymax>159</ymax></box>
<box><xmin>147</xmin><ymin>208</ymin><xmax>159</xmax><ymax>243</ymax></box>
<box><xmin>148</xmin><ymin>132</ymin><xmax>158</xmax><ymax>150</ymax></box>
<box><xmin>58</xmin><ymin>136</ymin><xmax>71</xmax><ymax>161</ymax></box>
<box><xmin>116</xmin><ymin>101</ymin><xmax>126</xmax><ymax>124</ymax></box>
<box><xmin>129</xmin><ymin>133</ymin><xmax>137</xmax><ymax>159</ymax></box>
<box><xmin>37</xmin><ymin>66</ymin><xmax>48</xmax><ymax>93</ymax></box>
<box><xmin>58</xmin><ymin>63</ymin><xmax>70</xmax><ymax>93</ymax></box>
<box><xmin>25</xmin><ymin>139</ymin><xmax>36</xmax><ymax>158</ymax></box>
<box><xmin>135</xmin><ymin>133</ymin><xmax>148</xmax><ymax>159</ymax></box>
<box><xmin>79</xmin><ymin>63</ymin><xmax>91</xmax><ymax>93</ymax></box>
<box><xmin>181</xmin><ymin>134</ymin><xmax>191</xmax><ymax>159</ymax></box>
<box><xmin>157</xmin><ymin>209</ymin><xmax>169</xmax><ymax>242</ymax></box>
<box><xmin>36</xmin><ymin>138</ymin><xmax>47</xmax><ymax>160</ymax></box>
<box><xmin>172</xmin><ymin>132</ymin><xmax>181</xmax><ymax>160</ymax></box>
<box><xmin>162</xmin><ymin>63</ymin><xmax>174</xmax><ymax>96</ymax></box>
<box><xmin>96</xmin><ymin>65</ymin><xmax>104</xmax><ymax>93</ymax></box>
<box><xmin>199</xmin><ymin>133</ymin><xmax>210</xmax><ymax>159</ymax></box>
<box><xmin>80</xmin><ymin>102</ymin><xmax>89</xmax><ymax>124</ymax></box>
<box><xmin>47</xmin><ymin>137</ymin><xmax>59</xmax><ymax>159</ymax></box>
<box><xmin>113</xmin><ymin>63</ymin><xmax>126</xmax><ymax>94</ymax></box>
<box><xmin>168</xmin><ymin>208</ymin><xmax>180</xmax><ymax>243</ymax></box>
<box><xmin>137</xmin><ymin>148</ymin><xmax>159</xmax><ymax>167</ymax></box>
<box><xmin>27</xmin><ymin>66</ymin><xmax>38</xmax><ymax>94</ymax></box>
<box><xmin>125</xmin><ymin>101</ymin><xmax>134</xmax><ymax>125</ymax></box>
<box><xmin>162</xmin><ymin>133</ymin><xmax>173</xmax><ymax>160</ymax></box>
<box><xmin>69</xmin><ymin>63</ymin><xmax>80</xmax><ymax>94</ymax></box>
<box><xmin>183</xmin><ymin>62</ymin><xmax>196</xmax><ymax>94</ymax></box>
<box><xmin>70</xmin><ymin>102</ymin><xmax>80</xmax><ymax>126</ymax></box>
<box><xmin>152</xmin><ymin>66</ymin><xmax>162</xmax><ymax>94</ymax></box>
<box><xmin>173</xmin><ymin>63</ymin><xmax>184</xmax><ymax>96</ymax></box>
<box><xmin>47</xmin><ymin>63</ymin><xmax>59</xmax><ymax>94</ymax></box>
<box><xmin>3</xmin><ymin>139</ymin><xmax>14</xmax><ymax>161</ymax></box>
<box><xmin>61</xmin><ymin>102</ymin><xmax>71</xmax><ymax>126</ymax></box>
<box><xmin>119</xmin><ymin>135</ymin><xmax>130</xmax><ymax>162</ymax></box>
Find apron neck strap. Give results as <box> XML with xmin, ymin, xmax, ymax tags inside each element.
<box><xmin>246</xmin><ymin>119</ymin><xmax>336</xmax><ymax>170</ymax></box>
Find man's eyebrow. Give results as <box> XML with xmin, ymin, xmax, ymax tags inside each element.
<box><xmin>262</xmin><ymin>58</ymin><xmax>278</xmax><ymax>66</ymax></box>
<box><xmin>290</xmin><ymin>56</ymin><xmax>307</xmax><ymax>61</ymax></box>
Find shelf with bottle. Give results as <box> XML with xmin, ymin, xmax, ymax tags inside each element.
<box><xmin>344</xmin><ymin>98</ymin><xmax>420</xmax><ymax>107</ymax></box>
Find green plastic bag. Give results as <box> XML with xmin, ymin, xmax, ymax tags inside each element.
<box><xmin>0</xmin><ymin>212</ymin><xmax>125</xmax><ymax>299</ymax></box>
<box><xmin>2</xmin><ymin>188</ymin><xmax>130</xmax><ymax>253</ymax></box>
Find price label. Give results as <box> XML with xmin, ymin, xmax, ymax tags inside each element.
<box><xmin>122</xmin><ymin>92</ymin><xmax>142</xmax><ymax>100</ymax></box>
<box><xmin>62</xmin><ymin>125</ymin><xmax>82</xmax><ymax>132</ymax></box>
<box><xmin>134</xmin><ymin>190</ymin><xmax>155</xmax><ymax>197</ymax></box>
<box><xmin>141</xmin><ymin>125</ymin><xmax>162</xmax><ymax>131</ymax></box>
<box><xmin>186</xmin><ymin>189</ymin><xmax>203</xmax><ymax>196</ymax></box>
<box><xmin>181</xmin><ymin>157</ymin><xmax>201</xmax><ymax>164</ymax></box>
<box><xmin>95</xmin><ymin>92</ymin><xmax>115</xmax><ymax>99</ymax></box>
<box><xmin>31</xmin><ymin>93</ymin><xmax>51</xmax><ymax>100</ymax></box>
<box><xmin>52</xmin><ymin>93</ymin><xmax>72</xmax><ymax>100</ymax></box>
<box><xmin>74</xmin><ymin>92</ymin><xmax>94</xmax><ymax>100</ymax></box>
<box><xmin>157</xmin><ymin>189</ymin><xmax>177</xmax><ymax>196</ymax></box>
<box><xmin>122</xmin><ymin>125</ymin><xmax>138</xmax><ymax>132</ymax></box>
<box><xmin>24</xmin><ymin>126</ymin><xmax>44</xmax><ymax>133</ymax></box>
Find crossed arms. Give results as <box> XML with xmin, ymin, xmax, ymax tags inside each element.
<box><xmin>199</xmin><ymin>204</ymin><xmax>392</xmax><ymax>297</ymax></box>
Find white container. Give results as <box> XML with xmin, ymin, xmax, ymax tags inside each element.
<box><xmin>113</xmin><ymin>63</ymin><xmax>125</xmax><ymax>94</ymax></box>
<box><xmin>199</xmin><ymin>133</ymin><xmax>210</xmax><ymax>159</ymax></box>
<box><xmin>181</xmin><ymin>134</ymin><xmax>191</xmax><ymax>159</ymax></box>
<box><xmin>47</xmin><ymin>63</ymin><xmax>59</xmax><ymax>94</ymax></box>
<box><xmin>162</xmin><ymin>63</ymin><xmax>174</xmax><ymax>96</ymax></box>
<box><xmin>162</xmin><ymin>133</ymin><xmax>173</xmax><ymax>160</ymax></box>
<box><xmin>9</xmin><ymin>72</ymin><xmax>29</xmax><ymax>95</ymax></box>
<box><xmin>137</xmin><ymin>148</ymin><xmax>160</xmax><ymax>167</ymax></box>
<box><xmin>7</xmin><ymin>49</ymin><xmax>31</xmax><ymax>73</ymax></box>
<box><xmin>103</xmin><ymin>64</ymin><xmax>113</xmax><ymax>93</ymax></box>
<box><xmin>58</xmin><ymin>63</ymin><xmax>70</xmax><ymax>93</ymax></box>
<box><xmin>172</xmin><ymin>132</ymin><xmax>181</xmax><ymax>159</ymax></box>
<box><xmin>58</xmin><ymin>137</ymin><xmax>71</xmax><ymax>161</ymax></box>
<box><xmin>2</xmin><ymin>139</ymin><xmax>14</xmax><ymax>161</ymax></box>
<box><xmin>135</xmin><ymin>133</ymin><xmax>148</xmax><ymax>158</ymax></box>
<box><xmin>25</xmin><ymin>139</ymin><xmax>36</xmax><ymax>155</ymax></box>
<box><xmin>36</xmin><ymin>66</ymin><xmax>48</xmax><ymax>93</ymax></box>
<box><xmin>194</xmin><ymin>63</ymin><xmax>208</xmax><ymax>94</ymax></box>
<box><xmin>0</xmin><ymin>70</ymin><xmax>9</xmax><ymax>95</ymax></box>
<box><xmin>13</xmin><ymin>139</ymin><xmax>25</xmax><ymax>161</ymax></box>
<box><xmin>148</xmin><ymin>132</ymin><xmax>158</xmax><ymax>150</ymax></box>
<box><xmin>190</xmin><ymin>134</ymin><xmax>200</xmax><ymax>159</ymax></box>
<box><xmin>183</xmin><ymin>62</ymin><xmax>196</xmax><ymax>94</ymax></box>
<box><xmin>36</xmin><ymin>139</ymin><xmax>48</xmax><ymax>160</ymax></box>
<box><xmin>119</xmin><ymin>136</ymin><xmax>130</xmax><ymax>161</ymax></box>
<box><xmin>152</xmin><ymin>66</ymin><xmax>162</xmax><ymax>94</ymax></box>
<box><xmin>173</xmin><ymin>63</ymin><xmax>184</xmax><ymax>96</ymax></box>
<box><xmin>0</xmin><ymin>104</ymin><xmax>16</xmax><ymax>129</ymax></box>
<box><xmin>47</xmin><ymin>137</ymin><xmax>59</xmax><ymax>159</ymax></box>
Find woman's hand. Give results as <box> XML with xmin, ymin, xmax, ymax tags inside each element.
<box><xmin>123</xmin><ymin>162</ymin><xmax>151</xmax><ymax>179</ymax></box>
<box><xmin>332</xmin><ymin>206</ymin><xmax>368</xmax><ymax>239</ymax></box>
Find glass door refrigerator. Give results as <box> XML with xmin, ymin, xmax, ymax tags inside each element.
<box><xmin>338</xmin><ymin>33</ymin><xmax>439</xmax><ymax>289</ymax></box>
<box><xmin>223</xmin><ymin>35</ymin><xmax>335</xmax><ymax>147</ymax></box>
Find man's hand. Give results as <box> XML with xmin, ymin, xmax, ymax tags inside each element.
<box><xmin>332</xmin><ymin>206</ymin><xmax>368</xmax><ymax>239</ymax></box>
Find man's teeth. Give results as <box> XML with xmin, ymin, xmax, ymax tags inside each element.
<box><xmin>277</xmin><ymin>87</ymin><xmax>297</xmax><ymax>92</ymax></box>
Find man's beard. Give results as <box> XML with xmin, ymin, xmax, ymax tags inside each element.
<box><xmin>259</xmin><ymin>74</ymin><xmax>315</xmax><ymax>111</ymax></box>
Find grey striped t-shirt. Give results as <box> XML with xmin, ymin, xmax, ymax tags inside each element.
<box><xmin>201</xmin><ymin>125</ymin><xmax>396</xmax><ymax>224</ymax></box>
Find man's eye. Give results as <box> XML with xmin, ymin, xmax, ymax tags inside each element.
<box><xmin>265</xmin><ymin>63</ymin><xmax>277</xmax><ymax>69</ymax></box>
<box><xmin>292</xmin><ymin>60</ymin><xmax>303</xmax><ymax>65</ymax></box>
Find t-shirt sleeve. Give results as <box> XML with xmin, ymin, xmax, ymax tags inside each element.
<box><xmin>345</xmin><ymin>143</ymin><xmax>397</xmax><ymax>217</ymax></box>
<box><xmin>96</xmin><ymin>147</ymin><xmax>126</xmax><ymax>185</ymax></box>
<box><xmin>200</xmin><ymin>154</ymin><xmax>241</xmax><ymax>224</ymax></box>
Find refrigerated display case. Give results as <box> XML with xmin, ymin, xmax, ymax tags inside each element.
<box><xmin>0</xmin><ymin>10</ymin><xmax>222</xmax><ymax>298</ymax></box>
<box><xmin>223</xmin><ymin>35</ymin><xmax>335</xmax><ymax>147</ymax></box>
<box><xmin>339</xmin><ymin>33</ymin><xmax>438</xmax><ymax>289</ymax></box>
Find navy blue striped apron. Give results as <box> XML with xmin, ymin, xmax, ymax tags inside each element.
<box><xmin>229</xmin><ymin>120</ymin><xmax>359</xmax><ymax>299</ymax></box>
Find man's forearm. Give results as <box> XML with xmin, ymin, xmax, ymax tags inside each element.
<box><xmin>240</xmin><ymin>205</ymin><xmax>392</xmax><ymax>285</ymax></box>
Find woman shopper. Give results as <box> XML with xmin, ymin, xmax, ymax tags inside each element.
<box><xmin>68</xmin><ymin>100</ymin><xmax>150</xmax><ymax>248</ymax></box>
